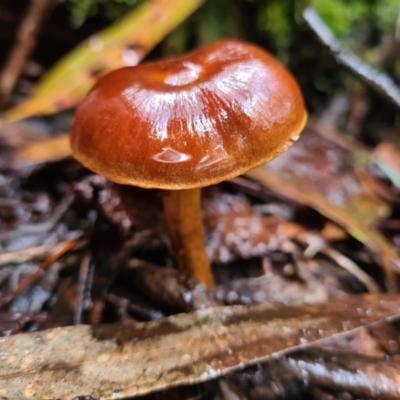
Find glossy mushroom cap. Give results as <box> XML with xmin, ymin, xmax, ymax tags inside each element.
<box><xmin>71</xmin><ymin>39</ymin><xmax>307</xmax><ymax>189</ymax></box>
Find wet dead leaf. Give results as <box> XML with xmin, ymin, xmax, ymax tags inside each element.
<box><xmin>262</xmin><ymin>124</ymin><xmax>365</xmax><ymax>207</ymax></box>
<box><xmin>0</xmin><ymin>294</ymin><xmax>400</xmax><ymax>399</ymax></box>
<box><xmin>246</xmin><ymin>125</ymin><xmax>400</xmax><ymax>286</ymax></box>
<box><xmin>15</xmin><ymin>134</ymin><xmax>71</xmax><ymax>167</ymax></box>
<box><xmin>74</xmin><ymin>176</ymin><xmax>164</xmax><ymax>237</ymax></box>
<box><xmin>124</xmin><ymin>259</ymin><xmax>218</xmax><ymax>313</ymax></box>
<box><xmin>203</xmin><ymin>190</ymin><xmax>295</xmax><ymax>263</ymax></box>
<box><xmin>215</xmin><ymin>265</ymin><xmax>329</xmax><ymax>306</ymax></box>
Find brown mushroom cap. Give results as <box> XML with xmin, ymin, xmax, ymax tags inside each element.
<box><xmin>71</xmin><ymin>39</ymin><xmax>307</xmax><ymax>189</ymax></box>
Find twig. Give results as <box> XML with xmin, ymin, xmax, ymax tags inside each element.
<box><xmin>302</xmin><ymin>233</ymin><xmax>380</xmax><ymax>294</ymax></box>
<box><xmin>0</xmin><ymin>198</ymin><xmax>30</xmax><ymax>207</ymax></box>
<box><xmin>0</xmin><ymin>236</ymin><xmax>83</xmax><ymax>309</ymax></box>
<box><xmin>0</xmin><ymin>0</ymin><xmax>53</xmax><ymax>107</ymax></box>
<box><xmin>73</xmin><ymin>251</ymin><xmax>91</xmax><ymax>325</ymax></box>
<box><xmin>0</xmin><ymin>240</ymin><xmax>78</xmax><ymax>266</ymax></box>
<box><xmin>322</xmin><ymin>246</ymin><xmax>381</xmax><ymax>294</ymax></box>
<box><xmin>303</xmin><ymin>6</ymin><xmax>400</xmax><ymax>109</ymax></box>
<box><xmin>0</xmin><ymin>193</ymin><xmax>74</xmax><ymax>242</ymax></box>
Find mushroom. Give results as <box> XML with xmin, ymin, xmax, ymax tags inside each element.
<box><xmin>71</xmin><ymin>39</ymin><xmax>307</xmax><ymax>289</ymax></box>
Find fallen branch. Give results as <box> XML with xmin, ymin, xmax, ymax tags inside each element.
<box><xmin>0</xmin><ymin>0</ymin><xmax>53</xmax><ymax>106</ymax></box>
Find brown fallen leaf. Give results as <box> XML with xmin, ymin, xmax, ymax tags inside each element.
<box><xmin>14</xmin><ymin>134</ymin><xmax>71</xmax><ymax>167</ymax></box>
<box><xmin>123</xmin><ymin>259</ymin><xmax>219</xmax><ymax>313</ymax></box>
<box><xmin>246</xmin><ymin>125</ymin><xmax>400</xmax><ymax>290</ymax></box>
<box><xmin>1</xmin><ymin>294</ymin><xmax>400</xmax><ymax>399</ymax></box>
<box><xmin>203</xmin><ymin>189</ymin><xmax>296</xmax><ymax>263</ymax></box>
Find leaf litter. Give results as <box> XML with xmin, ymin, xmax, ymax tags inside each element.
<box><xmin>1</xmin><ymin>2</ymin><xmax>400</xmax><ymax>399</ymax></box>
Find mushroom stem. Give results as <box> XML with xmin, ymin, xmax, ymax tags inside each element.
<box><xmin>162</xmin><ymin>188</ymin><xmax>213</xmax><ymax>289</ymax></box>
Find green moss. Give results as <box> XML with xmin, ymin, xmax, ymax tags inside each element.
<box><xmin>194</xmin><ymin>0</ymin><xmax>242</xmax><ymax>45</ymax></box>
<box><xmin>258</xmin><ymin>1</ymin><xmax>292</xmax><ymax>48</ymax></box>
<box><xmin>312</xmin><ymin>0</ymin><xmax>399</xmax><ymax>37</ymax></box>
<box><xmin>312</xmin><ymin>0</ymin><xmax>369</xmax><ymax>36</ymax></box>
<box><xmin>375</xmin><ymin>0</ymin><xmax>399</xmax><ymax>34</ymax></box>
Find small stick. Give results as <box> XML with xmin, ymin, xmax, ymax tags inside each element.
<box><xmin>0</xmin><ymin>0</ymin><xmax>53</xmax><ymax>106</ymax></box>
<box><xmin>73</xmin><ymin>252</ymin><xmax>91</xmax><ymax>325</ymax></box>
<box><xmin>0</xmin><ymin>236</ymin><xmax>82</xmax><ymax>309</ymax></box>
<box><xmin>303</xmin><ymin>6</ymin><xmax>400</xmax><ymax>109</ymax></box>
<box><xmin>302</xmin><ymin>232</ymin><xmax>380</xmax><ymax>294</ymax></box>
<box><xmin>0</xmin><ymin>194</ymin><xmax>74</xmax><ymax>242</ymax></box>
<box><xmin>322</xmin><ymin>246</ymin><xmax>381</xmax><ymax>294</ymax></box>
<box><xmin>0</xmin><ymin>240</ymin><xmax>75</xmax><ymax>266</ymax></box>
